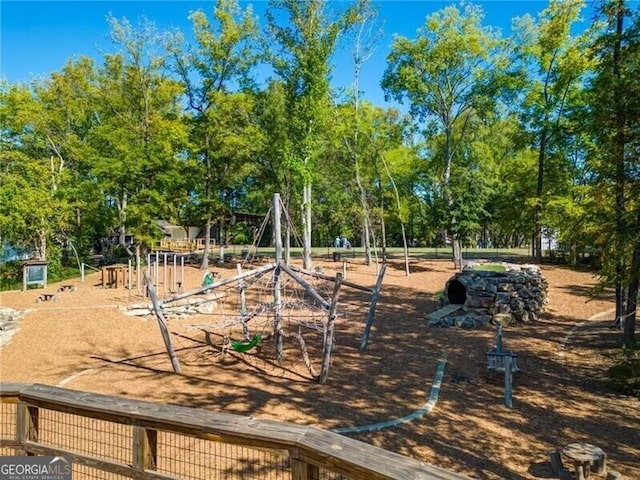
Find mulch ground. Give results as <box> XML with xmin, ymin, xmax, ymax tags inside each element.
<box><xmin>1</xmin><ymin>257</ymin><xmax>638</xmax><ymax>480</ymax></box>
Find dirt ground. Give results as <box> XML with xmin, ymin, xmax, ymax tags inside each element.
<box><xmin>0</xmin><ymin>256</ymin><xmax>638</xmax><ymax>480</ymax></box>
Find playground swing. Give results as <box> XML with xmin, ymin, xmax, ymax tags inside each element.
<box><xmin>231</xmin><ymin>334</ymin><xmax>262</xmax><ymax>353</ymax></box>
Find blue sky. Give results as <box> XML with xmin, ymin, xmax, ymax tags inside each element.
<box><xmin>0</xmin><ymin>1</ymin><xmax>593</xmax><ymax>107</ymax></box>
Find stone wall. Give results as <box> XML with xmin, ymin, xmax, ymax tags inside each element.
<box><xmin>429</xmin><ymin>263</ymin><xmax>548</xmax><ymax>328</ymax></box>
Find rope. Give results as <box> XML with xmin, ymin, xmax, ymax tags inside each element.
<box><xmin>180</xmin><ymin>268</ymin><xmax>329</xmax><ymax>338</ymax></box>
<box><xmin>82</xmin><ymin>263</ymin><xmax>102</xmax><ymax>272</ymax></box>
<box><xmin>279</xmin><ymin>197</ymin><xmax>305</xmax><ymax>248</ymax></box>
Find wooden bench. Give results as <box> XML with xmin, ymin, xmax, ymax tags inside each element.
<box><xmin>486</xmin><ymin>351</ymin><xmax>520</xmax><ymax>372</ymax></box>
<box><xmin>36</xmin><ymin>293</ymin><xmax>59</xmax><ymax>303</ymax></box>
<box><xmin>58</xmin><ymin>284</ymin><xmax>76</xmax><ymax>292</ymax></box>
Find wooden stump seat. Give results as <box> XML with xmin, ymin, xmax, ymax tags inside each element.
<box><xmin>562</xmin><ymin>443</ymin><xmax>607</xmax><ymax>480</ymax></box>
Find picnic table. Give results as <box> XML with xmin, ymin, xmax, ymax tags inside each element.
<box><xmin>36</xmin><ymin>293</ymin><xmax>59</xmax><ymax>303</ymax></box>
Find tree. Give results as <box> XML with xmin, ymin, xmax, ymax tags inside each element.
<box><xmin>0</xmin><ymin>83</ymin><xmax>73</xmax><ymax>261</ymax></box>
<box><xmin>587</xmin><ymin>0</ymin><xmax>640</xmax><ymax>345</ymax></box>
<box><xmin>30</xmin><ymin>58</ymin><xmax>110</xmax><ymax>261</ymax></box>
<box><xmin>89</xmin><ymin>15</ymin><xmax>188</xmax><ymax>256</ymax></box>
<box><xmin>513</xmin><ymin>0</ymin><xmax>591</xmax><ymax>263</ymax></box>
<box><xmin>347</xmin><ymin>0</ymin><xmax>382</xmax><ymax>266</ymax></box>
<box><xmin>168</xmin><ymin>0</ymin><xmax>261</xmax><ymax>269</ymax></box>
<box><xmin>382</xmin><ymin>2</ymin><xmax>507</xmax><ymax>267</ymax></box>
<box><xmin>267</xmin><ymin>0</ymin><xmax>357</xmax><ymax>269</ymax></box>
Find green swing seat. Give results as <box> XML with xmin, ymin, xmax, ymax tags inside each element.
<box><xmin>231</xmin><ymin>334</ymin><xmax>262</xmax><ymax>353</ymax></box>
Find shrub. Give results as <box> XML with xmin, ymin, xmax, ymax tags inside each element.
<box><xmin>608</xmin><ymin>344</ymin><xmax>640</xmax><ymax>396</ymax></box>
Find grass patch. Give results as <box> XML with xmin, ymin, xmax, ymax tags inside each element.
<box><xmin>470</xmin><ymin>263</ymin><xmax>507</xmax><ymax>272</ymax></box>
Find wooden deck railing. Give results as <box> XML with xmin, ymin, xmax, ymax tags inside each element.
<box><xmin>152</xmin><ymin>239</ymin><xmax>214</xmax><ymax>253</ymax></box>
<box><xmin>0</xmin><ymin>383</ymin><xmax>473</xmax><ymax>480</ymax></box>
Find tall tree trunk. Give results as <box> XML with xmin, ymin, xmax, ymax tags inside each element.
<box><xmin>613</xmin><ymin>0</ymin><xmax>626</xmax><ymax>328</ymax></box>
<box><xmin>201</xmin><ymin>216</ymin><xmax>211</xmax><ymax>271</ymax></box>
<box><xmin>354</xmin><ymin>140</ymin><xmax>372</xmax><ymax>265</ymax></box>
<box><xmin>283</xmin><ymin>192</ymin><xmax>291</xmax><ymax>265</ymax></box>
<box><xmin>351</xmin><ymin>17</ymin><xmax>373</xmax><ymax>267</ymax></box>
<box><xmin>534</xmin><ymin>128</ymin><xmax>547</xmax><ymax>264</ymax></box>
<box><xmin>400</xmin><ymin>223</ymin><xmax>410</xmax><ymax>276</ymax></box>
<box><xmin>623</xmin><ymin>210</ymin><xmax>640</xmax><ymax>346</ymax></box>
<box><xmin>285</xmin><ymin>223</ymin><xmax>291</xmax><ymax>265</ymax></box>
<box><xmin>218</xmin><ymin>216</ymin><xmax>225</xmax><ymax>265</ymax></box>
<box><xmin>379</xmin><ymin>149</ymin><xmax>410</xmax><ymax>276</ymax></box>
<box><xmin>443</xmin><ymin>125</ymin><xmax>461</xmax><ymax>267</ymax></box>
<box><xmin>37</xmin><ymin>228</ymin><xmax>47</xmax><ymax>261</ymax></box>
<box><xmin>116</xmin><ymin>192</ymin><xmax>133</xmax><ymax>256</ymax></box>
<box><xmin>201</xmin><ymin>147</ymin><xmax>212</xmax><ymax>271</ymax></box>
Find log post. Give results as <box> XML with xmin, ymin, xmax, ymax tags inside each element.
<box><xmin>319</xmin><ymin>273</ymin><xmax>343</xmax><ymax>384</ymax></box>
<box><xmin>237</xmin><ymin>263</ymin><xmax>249</xmax><ymax>341</ymax></box>
<box><xmin>297</xmin><ymin>328</ymin><xmax>319</xmax><ymax>380</ymax></box>
<box><xmin>144</xmin><ymin>271</ymin><xmax>181</xmax><ymax>373</ymax></box>
<box><xmin>273</xmin><ymin>193</ymin><xmax>284</xmax><ymax>360</ymax></box>
<box><xmin>360</xmin><ymin>262</ymin><xmax>387</xmax><ymax>351</ymax></box>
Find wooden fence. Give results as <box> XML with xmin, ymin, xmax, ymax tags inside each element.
<box><xmin>152</xmin><ymin>239</ymin><xmax>214</xmax><ymax>253</ymax></box>
<box><xmin>0</xmin><ymin>383</ymin><xmax>473</xmax><ymax>480</ymax></box>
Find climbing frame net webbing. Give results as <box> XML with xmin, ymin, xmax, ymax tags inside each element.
<box><xmin>163</xmin><ymin>262</ymin><xmax>342</xmax><ymax>382</ymax></box>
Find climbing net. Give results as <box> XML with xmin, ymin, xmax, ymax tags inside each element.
<box><xmin>165</xmin><ymin>264</ymin><xmax>339</xmax><ymax>380</ymax></box>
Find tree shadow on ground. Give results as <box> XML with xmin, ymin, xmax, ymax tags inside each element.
<box><xmin>47</xmin><ymin>259</ymin><xmax>639</xmax><ymax>480</ymax></box>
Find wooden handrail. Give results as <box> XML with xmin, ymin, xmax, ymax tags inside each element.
<box><xmin>1</xmin><ymin>383</ymin><xmax>474</xmax><ymax>480</ymax></box>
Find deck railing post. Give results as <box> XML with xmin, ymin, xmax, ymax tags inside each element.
<box><xmin>290</xmin><ymin>456</ymin><xmax>318</xmax><ymax>480</ymax></box>
<box><xmin>16</xmin><ymin>403</ymin><xmax>39</xmax><ymax>456</ymax></box>
<box><xmin>133</xmin><ymin>426</ymin><xmax>158</xmax><ymax>471</ymax></box>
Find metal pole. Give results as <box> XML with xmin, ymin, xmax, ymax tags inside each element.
<box><xmin>504</xmin><ymin>355</ymin><xmax>513</xmax><ymax>408</ymax></box>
